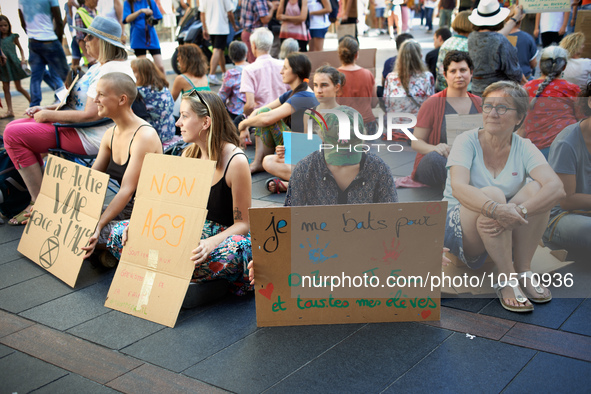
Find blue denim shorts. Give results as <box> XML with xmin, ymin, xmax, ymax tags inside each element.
<box><xmin>444</xmin><ymin>204</ymin><xmax>489</xmax><ymax>269</ymax></box>
<box><xmin>375</xmin><ymin>7</ymin><xmax>386</xmax><ymax>18</ymax></box>
<box><xmin>309</xmin><ymin>28</ymin><xmax>328</xmax><ymax>38</ymax></box>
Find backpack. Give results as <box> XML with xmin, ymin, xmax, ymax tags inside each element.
<box><xmin>328</xmin><ymin>0</ymin><xmax>339</xmax><ymax>23</ymax></box>
<box><xmin>0</xmin><ymin>147</ymin><xmax>31</xmax><ymax>219</ymax></box>
<box><xmin>297</xmin><ymin>0</ymin><xmax>311</xmax><ymax>30</ymax></box>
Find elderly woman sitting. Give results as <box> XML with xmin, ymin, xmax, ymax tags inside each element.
<box><xmin>443</xmin><ymin>81</ymin><xmax>565</xmax><ymax>313</ymax></box>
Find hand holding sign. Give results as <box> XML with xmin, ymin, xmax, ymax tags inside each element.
<box><xmin>81</xmin><ymin>227</ymin><xmax>101</xmax><ymax>259</ymax></box>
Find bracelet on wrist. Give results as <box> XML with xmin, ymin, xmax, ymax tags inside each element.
<box><xmin>490</xmin><ymin>202</ymin><xmax>499</xmax><ymax>219</ymax></box>
<box><xmin>481</xmin><ymin>199</ymin><xmax>493</xmax><ymax>217</ymax></box>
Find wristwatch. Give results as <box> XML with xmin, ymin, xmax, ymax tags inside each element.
<box><xmin>517</xmin><ymin>204</ymin><xmax>528</xmax><ymax>219</ymax></box>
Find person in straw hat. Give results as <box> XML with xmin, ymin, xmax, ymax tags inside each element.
<box><xmin>3</xmin><ymin>16</ymin><xmax>135</xmax><ymax>225</ymax></box>
<box><xmin>467</xmin><ymin>0</ymin><xmax>525</xmax><ymax>96</ymax></box>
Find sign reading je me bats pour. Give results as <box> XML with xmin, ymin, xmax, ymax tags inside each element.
<box><xmin>105</xmin><ymin>154</ymin><xmax>215</xmax><ymax>328</ymax></box>
<box><xmin>250</xmin><ymin>202</ymin><xmax>446</xmax><ymax>327</ymax></box>
<box><xmin>18</xmin><ymin>155</ymin><xmax>109</xmax><ymax>287</ymax></box>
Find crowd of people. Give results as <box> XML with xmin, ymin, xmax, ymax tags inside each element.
<box><xmin>1</xmin><ymin>0</ymin><xmax>590</xmax><ymax>313</ymax></box>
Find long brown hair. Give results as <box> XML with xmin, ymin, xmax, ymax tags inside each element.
<box><xmin>182</xmin><ymin>91</ymin><xmax>240</xmax><ymax>166</ymax></box>
<box><xmin>395</xmin><ymin>40</ymin><xmax>427</xmax><ymax>93</ymax></box>
<box><xmin>131</xmin><ymin>58</ymin><xmax>168</xmax><ymax>89</ymax></box>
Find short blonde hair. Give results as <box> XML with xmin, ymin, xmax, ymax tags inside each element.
<box><xmin>98</xmin><ymin>39</ymin><xmax>128</xmax><ymax>63</ymax></box>
<box><xmin>560</xmin><ymin>32</ymin><xmax>585</xmax><ymax>58</ymax></box>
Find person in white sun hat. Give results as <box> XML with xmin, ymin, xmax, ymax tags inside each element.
<box><xmin>467</xmin><ymin>0</ymin><xmax>526</xmax><ymax>96</ymax></box>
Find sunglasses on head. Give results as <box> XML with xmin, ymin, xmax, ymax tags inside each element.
<box><xmin>184</xmin><ymin>89</ymin><xmax>211</xmax><ymax>115</ymax></box>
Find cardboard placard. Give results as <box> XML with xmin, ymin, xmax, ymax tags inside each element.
<box><xmin>105</xmin><ymin>154</ymin><xmax>215</xmax><ymax>327</ymax></box>
<box><xmin>306</xmin><ymin>48</ymin><xmax>377</xmax><ymax>80</ymax></box>
<box><xmin>18</xmin><ymin>155</ymin><xmax>109</xmax><ymax>287</ymax></box>
<box><xmin>521</xmin><ymin>0</ymin><xmax>570</xmax><ymax>13</ymax></box>
<box><xmin>337</xmin><ymin>23</ymin><xmax>356</xmax><ymax>41</ymax></box>
<box><xmin>444</xmin><ymin>114</ymin><xmax>483</xmax><ymax>146</ymax></box>
<box><xmin>250</xmin><ymin>202</ymin><xmax>447</xmax><ymax>327</ymax></box>
<box><xmin>575</xmin><ymin>11</ymin><xmax>591</xmax><ymax>59</ymax></box>
<box><xmin>283</xmin><ymin>131</ymin><xmax>322</xmax><ymax>165</ymax></box>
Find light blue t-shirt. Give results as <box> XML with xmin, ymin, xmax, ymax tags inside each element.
<box><xmin>548</xmin><ymin>122</ymin><xmax>591</xmax><ymax>216</ymax></box>
<box><xmin>443</xmin><ymin>128</ymin><xmax>547</xmax><ymax>210</ymax></box>
<box><xmin>19</xmin><ymin>0</ymin><xmax>60</xmax><ymax>41</ymax></box>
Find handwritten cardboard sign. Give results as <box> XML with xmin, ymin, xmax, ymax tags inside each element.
<box><xmin>105</xmin><ymin>154</ymin><xmax>215</xmax><ymax>327</ymax></box>
<box><xmin>521</xmin><ymin>0</ymin><xmax>570</xmax><ymax>13</ymax></box>
<box><xmin>575</xmin><ymin>11</ymin><xmax>591</xmax><ymax>59</ymax></box>
<box><xmin>306</xmin><ymin>48</ymin><xmax>377</xmax><ymax>80</ymax></box>
<box><xmin>18</xmin><ymin>155</ymin><xmax>109</xmax><ymax>287</ymax></box>
<box><xmin>444</xmin><ymin>114</ymin><xmax>483</xmax><ymax>146</ymax></box>
<box><xmin>250</xmin><ymin>202</ymin><xmax>446</xmax><ymax>327</ymax></box>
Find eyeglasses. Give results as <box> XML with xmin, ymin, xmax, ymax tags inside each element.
<box><xmin>84</xmin><ymin>34</ymin><xmax>95</xmax><ymax>42</ymax></box>
<box><xmin>482</xmin><ymin>103</ymin><xmax>517</xmax><ymax>115</ymax></box>
<box><xmin>185</xmin><ymin>89</ymin><xmax>210</xmax><ymax>116</ymax></box>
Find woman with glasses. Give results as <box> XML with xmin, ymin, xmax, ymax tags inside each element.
<box><xmin>110</xmin><ymin>90</ymin><xmax>253</xmax><ymax>307</ymax></box>
<box><xmin>3</xmin><ymin>16</ymin><xmax>135</xmax><ymax>225</ymax></box>
<box><xmin>443</xmin><ymin>81</ymin><xmax>565</xmax><ymax>313</ymax></box>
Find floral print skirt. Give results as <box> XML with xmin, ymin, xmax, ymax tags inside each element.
<box><xmin>107</xmin><ymin>219</ymin><xmax>253</xmax><ymax>295</ymax></box>
<box><xmin>253</xmin><ymin>107</ymin><xmax>290</xmax><ymax>148</ymax></box>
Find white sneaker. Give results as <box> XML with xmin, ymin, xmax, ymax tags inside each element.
<box><xmin>208</xmin><ymin>74</ymin><xmax>222</xmax><ymax>85</ymax></box>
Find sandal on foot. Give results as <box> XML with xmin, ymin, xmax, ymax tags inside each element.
<box><xmin>493</xmin><ymin>278</ymin><xmax>534</xmax><ymax>313</ymax></box>
<box><xmin>519</xmin><ymin>271</ymin><xmax>552</xmax><ymax>303</ymax></box>
<box><xmin>8</xmin><ymin>203</ymin><xmax>33</xmax><ymax>226</ymax></box>
<box><xmin>265</xmin><ymin>177</ymin><xmax>287</xmax><ymax>194</ymax></box>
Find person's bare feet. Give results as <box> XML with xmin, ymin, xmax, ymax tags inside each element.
<box><xmin>266</xmin><ymin>178</ymin><xmax>288</xmax><ymax>193</ymax></box>
<box><xmin>250</xmin><ymin>163</ymin><xmax>265</xmax><ymax>173</ymax></box>
<box><xmin>500</xmin><ymin>285</ymin><xmax>533</xmax><ymax>309</ymax></box>
<box><xmin>1</xmin><ymin>111</ymin><xmax>14</xmax><ymax>119</ymax></box>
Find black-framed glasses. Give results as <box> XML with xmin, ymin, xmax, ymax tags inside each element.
<box><xmin>482</xmin><ymin>103</ymin><xmax>517</xmax><ymax>115</ymax></box>
<box><xmin>84</xmin><ymin>34</ymin><xmax>95</xmax><ymax>42</ymax></box>
<box><xmin>185</xmin><ymin>89</ymin><xmax>210</xmax><ymax>115</ymax></box>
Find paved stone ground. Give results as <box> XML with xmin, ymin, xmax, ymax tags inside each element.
<box><xmin>1</xmin><ymin>22</ymin><xmax>590</xmax><ymax>394</ymax></box>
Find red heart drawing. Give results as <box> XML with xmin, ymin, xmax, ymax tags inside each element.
<box><xmin>209</xmin><ymin>261</ymin><xmax>224</xmax><ymax>273</ymax></box>
<box><xmin>421</xmin><ymin>310</ymin><xmax>431</xmax><ymax>319</ymax></box>
<box><xmin>258</xmin><ymin>283</ymin><xmax>274</xmax><ymax>300</ymax></box>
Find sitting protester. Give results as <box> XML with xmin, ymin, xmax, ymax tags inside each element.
<box><xmin>285</xmin><ymin>69</ymin><xmax>398</xmax><ymax>206</ymax></box>
<box><xmin>383</xmin><ymin>39</ymin><xmax>434</xmax><ymax>135</ymax></box>
<box><xmin>521</xmin><ymin>46</ymin><xmax>581</xmax><ymax>158</ymax></box>
<box><xmin>435</xmin><ymin>10</ymin><xmax>473</xmax><ymax>92</ymax></box>
<box><xmin>81</xmin><ymin>72</ymin><xmax>163</xmax><ymax>266</ymax></box>
<box><xmin>560</xmin><ymin>32</ymin><xmax>591</xmax><ymax>91</ymax></box>
<box><xmin>467</xmin><ymin>0</ymin><xmax>524</xmax><ymax>96</ymax></box>
<box><xmin>240</xmin><ymin>28</ymin><xmax>289</xmax><ymax>117</ymax></box>
<box><xmin>337</xmin><ymin>36</ymin><xmax>379</xmax><ymax>134</ymax></box>
<box><xmin>111</xmin><ymin>91</ymin><xmax>253</xmax><ymax>306</ymax></box>
<box><xmin>425</xmin><ymin>28</ymin><xmax>451</xmax><ymax>83</ymax></box>
<box><xmin>171</xmin><ymin>43</ymin><xmax>211</xmax><ymax>102</ymax></box>
<box><xmin>219</xmin><ymin>41</ymin><xmax>249</xmax><ymax>121</ymax></box>
<box><xmin>3</xmin><ymin>16</ymin><xmax>135</xmax><ymax>225</ymax></box>
<box><xmin>543</xmin><ymin>83</ymin><xmax>591</xmax><ymax>254</ymax></box>
<box><xmin>279</xmin><ymin>37</ymin><xmax>299</xmax><ymax>59</ymax></box>
<box><xmin>131</xmin><ymin>58</ymin><xmax>176</xmax><ymax>142</ymax></box>
<box><xmin>411</xmin><ymin>51</ymin><xmax>482</xmax><ymax>188</ymax></box>
<box><xmin>238</xmin><ymin>53</ymin><xmax>318</xmax><ymax>174</ymax></box>
<box><xmin>444</xmin><ymin>81</ymin><xmax>564</xmax><ymax>313</ymax></box>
